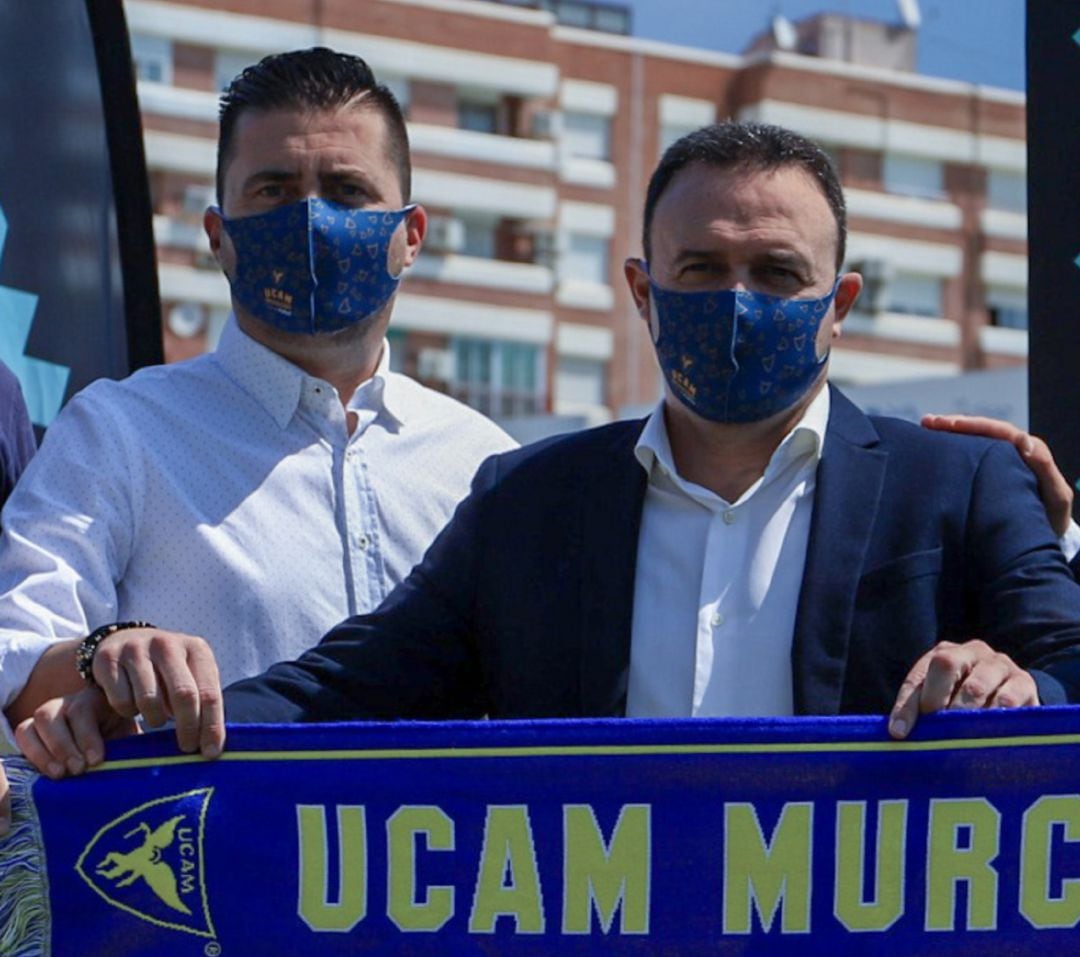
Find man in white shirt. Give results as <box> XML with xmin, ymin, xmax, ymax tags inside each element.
<box><xmin>17</xmin><ymin>122</ymin><xmax>1080</xmax><ymax>780</ymax></box>
<box><xmin>0</xmin><ymin>48</ymin><xmax>513</xmax><ymax>791</ymax></box>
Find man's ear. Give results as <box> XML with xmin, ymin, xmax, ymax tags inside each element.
<box><xmin>203</xmin><ymin>207</ymin><xmax>228</xmax><ymax>271</ymax></box>
<box><xmin>831</xmin><ymin>272</ymin><xmax>863</xmax><ymax>338</ymax></box>
<box><xmin>402</xmin><ymin>204</ymin><xmax>428</xmax><ymax>268</ymax></box>
<box><xmin>624</xmin><ymin>258</ymin><xmax>652</xmax><ymax>322</ymax></box>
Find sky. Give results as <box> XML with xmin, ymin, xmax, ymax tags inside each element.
<box><xmin>622</xmin><ymin>0</ymin><xmax>1027</xmax><ymax>92</ymax></box>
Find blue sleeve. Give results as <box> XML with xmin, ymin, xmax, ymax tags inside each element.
<box><xmin>966</xmin><ymin>440</ymin><xmax>1080</xmax><ymax>704</ymax></box>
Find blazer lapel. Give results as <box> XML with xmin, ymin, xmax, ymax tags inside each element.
<box><xmin>792</xmin><ymin>387</ymin><xmax>887</xmax><ymax>714</ymax></box>
<box><xmin>577</xmin><ymin>421</ymin><xmax>648</xmax><ymax>716</ymax></box>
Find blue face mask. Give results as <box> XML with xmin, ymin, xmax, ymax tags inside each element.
<box><xmin>647</xmin><ymin>274</ymin><xmax>840</xmax><ymax>424</ymax></box>
<box><xmin>218</xmin><ymin>198</ymin><xmax>414</xmax><ymax>335</ymax></box>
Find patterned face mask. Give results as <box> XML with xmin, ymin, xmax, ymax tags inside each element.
<box><xmin>218</xmin><ymin>198</ymin><xmax>415</xmax><ymax>335</ymax></box>
<box><xmin>646</xmin><ymin>272</ymin><xmax>840</xmax><ymax>424</ymax></box>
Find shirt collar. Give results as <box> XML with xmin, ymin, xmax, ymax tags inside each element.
<box><xmin>634</xmin><ymin>386</ymin><xmax>830</xmax><ymax>494</ymax></box>
<box><xmin>351</xmin><ymin>341</ymin><xmax>417</xmax><ymax>429</ymax></box>
<box><xmin>213</xmin><ymin>316</ymin><xmax>409</xmax><ymax>430</ymax></box>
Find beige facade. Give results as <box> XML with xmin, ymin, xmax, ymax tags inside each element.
<box><xmin>127</xmin><ymin>0</ymin><xmax>1028</xmax><ymax>423</ymax></box>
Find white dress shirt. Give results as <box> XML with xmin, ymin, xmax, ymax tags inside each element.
<box><xmin>626</xmin><ymin>388</ymin><xmax>829</xmax><ymax>718</ymax></box>
<box><xmin>0</xmin><ymin>317</ymin><xmax>515</xmax><ymax>720</ymax></box>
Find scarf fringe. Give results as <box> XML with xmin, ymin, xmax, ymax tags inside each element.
<box><xmin>0</xmin><ymin>758</ymin><xmax>50</xmax><ymax>957</ymax></box>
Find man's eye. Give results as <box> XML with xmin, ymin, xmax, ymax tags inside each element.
<box><xmin>758</xmin><ymin>265</ymin><xmax>802</xmax><ymax>285</ymax></box>
<box><xmin>255</xmin><ymin>184</ymin><xmax>284</xmax><ymax>199</ymax></box>
<box><xmin>336</xmin><ymin>184</ymin><xmax>367</xmax><ymax>200</ymax></box>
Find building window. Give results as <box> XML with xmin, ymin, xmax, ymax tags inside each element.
<box><xmin>549</xmin><ymin>0</ymin><xmax>590</xmax><ymax>27</ymax></box>
<box><xmin>986</xmin><ymin>285</ymin><xmax>1028</xmax><ymax>330</ymax></box>
<box><xmin>461</xmin><ymin>218</ymin><xmax>497</xmax><ymax>259</ymax></box>
<box><xmin>382</xmin><ymin>75</ymin><xmax>410</xmax><ymax>116</ymax></box>
<box><xmin>594</xmin><ymin>6</ymin><xmax>631</xmax><ymax>34</ymax></box>
<box><xmin>882</xmin><ymin>153</ymin><xmax>944</xmax><ymax>199</ymax></box>
<box><xmin>659</xmin><ymin>124</ymin><xmax>697</xmax><ymax>157</ymax></box>
<box><xmin>458</xmin><ymin>100</ymin><xmax>498</xmax><ymax>134</ymax></box>
<box><xmin>563</xmin><ymin>112</ymin><xmax>611</xmax><ymax>161</ymax></box>
<box><xmin>215</xmin><ymin>51</ymin><xmax>251</xmax><ymax>92</ymax></box>
<box><xmin>561</xmin><ymin>233</ymin><xmax>609</xmax><ymax>284</ymax></box>
<box><xmin>885</xmin><ymin>272</ymin><xmax>942</xmax><ymax>318</ymax></box>
<box><xmin>987</xmin><ymin>169</ymin><xmax>1026</xmax><ymax>213</ymax></box>
<box><xmin>533</xmin><ymin>0</ymin><xmax>631</xmax><ymax>34</ymax></box>
<box><xmin>556</xmin><ymin>357</ymin><xmax>606</xmax><ymax>406</ymax></box>
<box><xmin>452</xmin><ymin>339</ymin><xmax>544</xmax><ymax>416</ymax></box>
<box><xmin>130</xmin><ymin>34</ymin><xmax>172</xmax><ymax>84</ymax></box>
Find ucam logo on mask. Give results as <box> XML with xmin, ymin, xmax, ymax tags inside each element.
<box><xmin>648</xmin><ymin>277</ymin><xmax>839</xmax><ymax>424</ymax></box>
<box><xmin>220</xmin><ymin>199</ymin><xmax>413</xmax><ymax>335</ymax></box>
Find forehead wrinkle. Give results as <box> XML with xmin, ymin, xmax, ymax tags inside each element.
<box><xmin>652</xmin><ymin>165</ymin><xmax>836</xmax><ymax>275</ymax></box>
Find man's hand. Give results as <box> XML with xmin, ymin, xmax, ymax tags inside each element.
<box><xmin>922</xmin><ymin>414</ymin><xmax>1074</xmax><ymax>537</ymax></box>
<box><xmin>15</xmin><ymin>686</ymin><xmax>136</xmax><ymax>778</ymax></box>
<box><xmin>90</xmin><ymin>627</ymin><xmax>225</xmax><ymax>759</ymax></box>
<box><xmin>888</xmin><ymin>639</ymin><xmax>1039</xmax><ymax>739</ymax></box>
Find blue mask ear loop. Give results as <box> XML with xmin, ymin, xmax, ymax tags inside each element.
<box><xmin>815</xmin><ymin>276</ymin><xmax>844</xmax><ymax>365</ymax></box>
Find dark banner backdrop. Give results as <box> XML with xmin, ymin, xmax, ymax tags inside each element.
<box><xmin>0</xmin><ymin>0</ymin><xmax>161</xmax><ymax>428</ymax></box>
<box><xmin>1027</xmin><ymin>1</ymin><xmax>1080</xmax><ymax>496</ymax></box>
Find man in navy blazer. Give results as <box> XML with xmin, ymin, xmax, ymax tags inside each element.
<box><xmin>217</xmin><ymin>386</ymin><xmax>1080</xmax><ymax>725</ymax></box>
<box><xmin>17</xmin><ymin>121</ymin><xmax>1080</xmax><ymax>770</ymax></box>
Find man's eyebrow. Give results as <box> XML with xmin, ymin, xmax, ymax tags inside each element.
<box><xmin>321</xmin><ymin>168</ymin><xmax>369</xmax><ymax>181</ymax></box>
<box><xmin>240</xmin><ymin>169</ymin><xmax>295</xmax><ymax>191</ymax></box>
<box><xmin>757</xmin><ymin>249</ymin><xmax>813</xmax><ymax>270</ymax></box>
<box><xmin>670</xmin><ymin>249</ymin><xmax>720</xmax><ymax>266</ymax></box>
<box><xmin>759</xmin><ymin>249</ymin><xmax>804</xmax><ymax>262</ymax></box>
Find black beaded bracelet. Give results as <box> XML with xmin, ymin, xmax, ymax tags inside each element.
<box><xmin>75</xmin><ymin>621</ymin><xmax>154</xmax><ymax>684</ymax></box>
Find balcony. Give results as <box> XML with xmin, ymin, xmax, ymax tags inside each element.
<box><xmin>409</xmin><ymin>124</ymin><xmax>556</xmax><ymax>172</ymax></box>
<box><xmin>409</xmin><ymin>255</ymin><xmax>554</xmax><ymax>295</ymax></box>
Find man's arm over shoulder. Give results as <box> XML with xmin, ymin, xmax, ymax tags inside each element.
<box><xmin>965</xmin><ymin>437</ymin><xmax>1080</xmax><ymax>704</ymax></box>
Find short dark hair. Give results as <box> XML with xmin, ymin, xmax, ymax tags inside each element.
<box><xmin>216</xmin><ymin>47</ymin><xmax>411</xmax><ymax>205</ymax></box>
<box><xmin>643</xmin><ymin>121</ymin><xmax>847</xmax><ymax>270</ymax></box>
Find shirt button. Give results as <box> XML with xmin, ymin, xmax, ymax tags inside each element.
<box><xmin>711</xmin><ymin>612</ymin><xmax>724</xmax><ymax>628</ymax></box>
<box><xmin>357</xmin><ymin>534</ymin><xmax>370</xmax><ymax>550</ymax></box>
<box><xmin>722</xmin><ymin>510</ymin><xmax>736</xmax><ymax>525</ymax></box>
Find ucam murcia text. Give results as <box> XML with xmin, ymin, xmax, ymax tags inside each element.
<box><xmin>292</xmin><ymin>795</ymin><xmax>1080</xmax><ymax>936</ymax></box>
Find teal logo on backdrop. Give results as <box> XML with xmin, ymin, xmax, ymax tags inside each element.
<box><xmin>0</xmin><ymin>204</ymin><xmax>71</xmax><ymax>425</ymax></box>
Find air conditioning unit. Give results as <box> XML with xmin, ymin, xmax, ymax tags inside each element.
<box><xmin>850</xmin><ymin>259</ymin><xmax>893</xmax><ymax>313</ymax></box>
<box><xmin>182</xmin><ymin>184</ymin><xmax>217</xmax><ymax>216</ymax></box>
<box><xmin>424</xmin><ymin>217</ymin><xmax>465</xmax><ymax>254</ymax></box>
<box><xmin>417</xmin><ymin>347</ymin><xmax>455</xmax><ymax>382</ymax></box>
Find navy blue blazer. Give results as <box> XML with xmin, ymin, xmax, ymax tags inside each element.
<box><xmin>225</xmin><ymin>387</ymin><xmax>1080</xmax><ymax>722</ymax></box>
